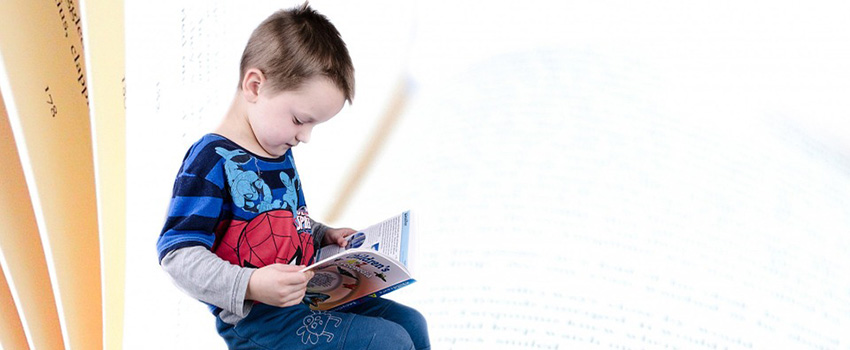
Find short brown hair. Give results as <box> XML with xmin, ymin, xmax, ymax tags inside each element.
<box><xmin>239</xmin><ymin>3</ymin><xmax>354</xmax><ymax>102</ymax></box>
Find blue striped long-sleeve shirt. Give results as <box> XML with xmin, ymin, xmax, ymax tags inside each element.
<box><xmin>157</xmin><ymin>133</ymin><xmax>319</xmax><ymax>271</ymax></box>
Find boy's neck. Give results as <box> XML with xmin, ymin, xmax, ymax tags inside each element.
<box><xmin>215</xmin><ymin>92</ymin><xmax>273</xmax><ymax>158</ymax></box>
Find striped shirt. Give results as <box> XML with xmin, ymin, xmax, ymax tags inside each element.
<box><xmin>157</xmin><ymin>133</ymin><xmax>319</xmax><ymax>270</ymax></box>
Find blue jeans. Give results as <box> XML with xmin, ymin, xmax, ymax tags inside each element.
<box><xmin>216</xmin><ymin>298</ymin><xmax>430</xmax><ymax>350</ymax></box>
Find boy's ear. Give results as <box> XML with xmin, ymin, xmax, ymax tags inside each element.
<box><xmin>241</xmin><ymin>68</ymin><xmax>265</xmax><ymax>103</ymax></box>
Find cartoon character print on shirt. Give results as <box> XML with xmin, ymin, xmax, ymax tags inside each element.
<box><xmin>280</xmin><ymin>169</ymin><xmax>300</xmax><ymax>216</ymax></box>
<box><xmin>215</xmin><ymin>147</ymin><xmax>283</xmax><ymax>213</ymax></box>
<box><xmin>214</xmin><ymin>208</ymin><xmax>315</xmax><ymax>268</ymax></box>
<box><xmin>212</xmin><ymin>148</ymin><xmax>314</xmax><ymax>269</ymax></box>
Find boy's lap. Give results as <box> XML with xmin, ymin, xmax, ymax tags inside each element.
<box><xmin>218</xmin><ymin>300</ymin><xmax>414</xmax><ymax>350</ymax></box>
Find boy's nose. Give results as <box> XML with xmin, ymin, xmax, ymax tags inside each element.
<box><xmin>297</xmin><ymin>127</ymin><xmax>312</xmax><ymax>143</ymax></box>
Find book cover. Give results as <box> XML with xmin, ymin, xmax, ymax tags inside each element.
<box><xmin>303</xmin><ymin>211</ymin><xmax>415</xmax><ymax>310</ymax></box>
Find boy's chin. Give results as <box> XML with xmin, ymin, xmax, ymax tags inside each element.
<box><xmin>259</xmin><ymin>146</ymin><xmax>289</xmax><ymax>158</ymax></box>
<box><xmin>270</xmin><ymin>149</ymin><xmax>289</xmax><ymax>157</ymax></box>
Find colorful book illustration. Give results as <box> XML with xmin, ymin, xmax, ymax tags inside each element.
<box><xmin>302</xmin><ymin>211</ymin><xmax>415</xmax><ymax>311</ymax></box>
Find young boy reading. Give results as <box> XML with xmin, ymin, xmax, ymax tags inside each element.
<box><xmin>156</xmin><ymin>4</ymin><xmax>429</xmax><ymax>349</ymax></box>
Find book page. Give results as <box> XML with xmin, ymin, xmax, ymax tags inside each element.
<box><xmin>0</xmin><ymin>264</ymin><xmax>28</xmax><ymax>350</ymax></box>
<box><xmin>344</xmin><ymin>49</ymin><xmax>850</xmax><ymax>349</ymax></box>
<box><xmin>0</xmin><ymin>92</ymin><xmax>64</xmax><ymax>350</ymax></box>
<box><xmin>0</xmin><ymin>1</ymin><xmax>101</xmax><ymax>349</ymax></box>
<box><xmin>316</xmin><ymin>211</ymin><xmax>410</xmax><ymax>263</ymax></box>
<box><xmin>79</xmin><ymin>1</ymin><xmax>127</xmax><ymax>349</ymax></box>
<box><xmin>362</xmin><ymin>211</ymin><xmax>410</xmax><ymax>263</ymax></box>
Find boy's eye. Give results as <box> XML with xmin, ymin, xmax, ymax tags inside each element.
<box><xmin>293</xmin><ymin>116</ymin><xmax>304</xmax><ymax>125</ymax></box>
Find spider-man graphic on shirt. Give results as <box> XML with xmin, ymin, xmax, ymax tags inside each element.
<box><xmin>211</xmin><ymin>146</ymin><xmax>315</xmax><ymax>268</ymax></box>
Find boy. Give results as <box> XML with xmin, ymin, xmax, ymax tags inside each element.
<box><xmin>156</xmin><ymin>4</ymin><xmax>429</xmax><ymax>349</ymax></box>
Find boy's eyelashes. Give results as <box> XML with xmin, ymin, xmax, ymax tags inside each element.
<box><xmin>293</xmin><ymin>116</ymin><xmax>304</xmax><ymax>125</ymax></box>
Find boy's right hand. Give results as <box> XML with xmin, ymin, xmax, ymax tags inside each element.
<box><xmin>245</xmin><ymin>264</ymin><xmax>315</xmax><ymax>307</ymax></box>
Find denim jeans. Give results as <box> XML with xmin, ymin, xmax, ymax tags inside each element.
<box><xmin>216</xmin><ymin>298</ymin><xmax>430</xmax><ymax>350</ymax></box>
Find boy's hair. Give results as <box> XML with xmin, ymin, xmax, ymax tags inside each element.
<box><xmin>239</xmin><ymin>3</ymin><xmax>354</xmax><ymax>102</ymax></box>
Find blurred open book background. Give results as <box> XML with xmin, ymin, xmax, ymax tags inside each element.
<box><xmin>2</xmin><ymin>0</ymin><xmax>845</xmax><ymax>349</ymax></box>
<box><xmin>123</xmin><ymin>1</ymin><xmax>850</xmax><ymax>349</ymax></box>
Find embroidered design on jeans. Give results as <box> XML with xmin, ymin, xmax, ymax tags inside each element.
<box><xmin>296</xmin><ymin>311</ymin><xmax>342</xmax><ymax>344</ymax></box>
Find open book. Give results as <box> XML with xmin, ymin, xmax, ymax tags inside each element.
<box><xmin>301</xmin><ymin>211</ymin><xmax>415</xmax><ymax>311</ymax></box>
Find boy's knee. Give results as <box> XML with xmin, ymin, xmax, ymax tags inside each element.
<box><xmin>406</xmin><ymin>307</ymin><xmax>428</xmax><ymax>331</ymax></box>
<box><xmin>368</xmin><ymin>321</ymin><xmax>414</xmax><ymax>350</ymax></box>
<box><xmin>389</xmin><ymin>302</ymin><xmax>428</xmax><ymax>340</ymax></box>
<box><xmin>400</xmin><ymin>307</ymin><xmax>429</xmax><ymax>350</ymax></box>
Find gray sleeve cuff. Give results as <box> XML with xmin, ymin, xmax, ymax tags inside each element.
<box><xmin>311</xmin><ymin>218</ymin><xmax>330</xmax><ymax>248</ymax></box>
<box><xmin>230</xmin><ymin>266</ymin><xmax>254</xmax><ymax>317</ymax></box>
<box><xmin>160</xmin><ymin>246</ymin><xmax>255</xmax><ymax>317</ymax></box>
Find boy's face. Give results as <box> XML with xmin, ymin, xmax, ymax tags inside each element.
<box><xmin>247</xmin><ymin>76</ymin><xmax>345</xmax><ymax>158</ymax></box>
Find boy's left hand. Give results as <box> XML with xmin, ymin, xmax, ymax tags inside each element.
<box><xmin>322</xmin><ymin>227</ymin><xmax>356</xmax><ymax>247</ymax></box>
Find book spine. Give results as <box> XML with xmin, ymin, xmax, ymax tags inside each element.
<box><xmin>400</xmin><ymin>211</ymin><xmax>410</xmax><ymax>266</ymax></box>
